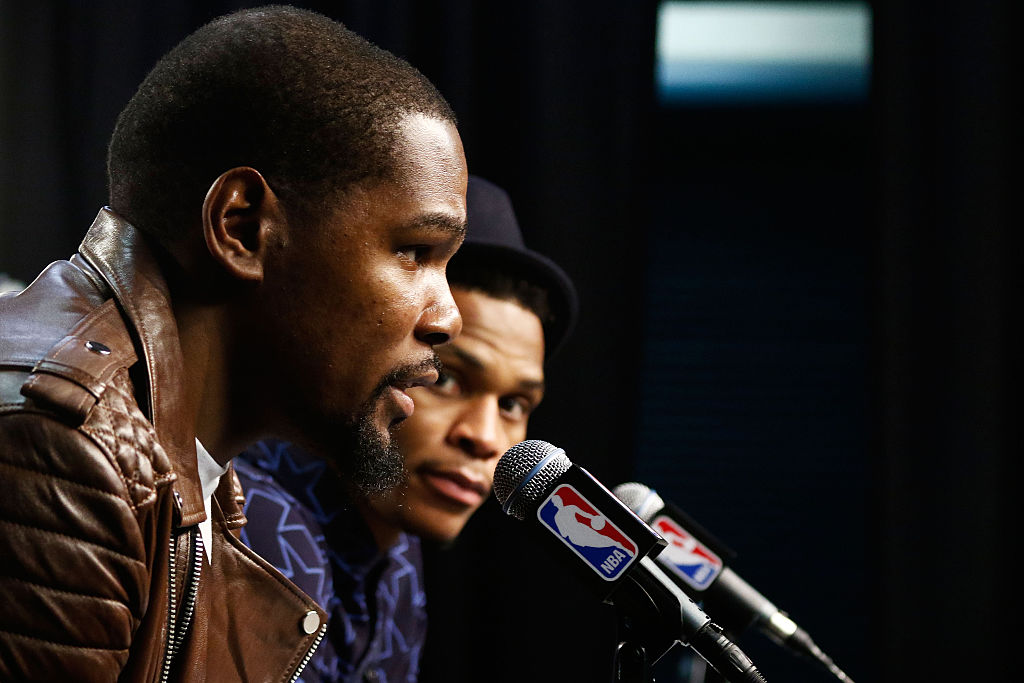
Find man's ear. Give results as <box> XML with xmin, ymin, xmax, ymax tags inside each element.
<box><xmin>201</xmin><ymin>167</ymin><xmax>283</xmax><ymax>283</ymax></box>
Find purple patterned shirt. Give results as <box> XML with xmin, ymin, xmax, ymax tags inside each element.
<box><xmin>235</xmin><ymin>441</ymin><xmax>427</xmax><ymax>683</ymax></box>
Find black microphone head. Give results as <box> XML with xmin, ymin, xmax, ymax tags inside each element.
<box><xmin>613</xmin><ymin>482</ymin><xmax>666</xmax><ymax>522</ymax></box>
<box><xmin>493</xmin><ymin>439</ymin><xmax>572</xmax><ymax>520</ymax></box>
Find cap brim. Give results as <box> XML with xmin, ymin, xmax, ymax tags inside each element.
<box><xmin>451</xmin><ymin>242</ymin><xmax>579</xmax><ymax>360</ymax></box>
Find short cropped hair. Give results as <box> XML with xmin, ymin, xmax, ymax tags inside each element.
<box><xmin>107</xmin><ymin>5</ymin><xmax>455</xmax><ymax>243</ymax></box>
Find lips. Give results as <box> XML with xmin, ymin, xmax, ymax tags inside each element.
<box><xmin>386</xmin><ymin>367</ymin><xmax>439</xmax><ymax>420</ymax></box>
<box><xmin>419</xmin><ymin>467</ymin><xmax>489</xmax><ymax>507</ymax></box>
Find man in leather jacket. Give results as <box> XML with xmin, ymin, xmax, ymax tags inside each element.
<box><xmin>0</xmin><ymin>7</ymin><xmax>467</xmax><ymax>682</ymax></box>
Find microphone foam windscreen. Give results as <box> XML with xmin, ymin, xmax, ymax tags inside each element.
<box><xmin>493</xmin><ymin>439</ymin><xmax>571</xmax><ymax>520</ymax></box>
<box><xmin>612</xmin><ymin>482</ymin><xmax>664</xmax><ymax>522</ymax></box>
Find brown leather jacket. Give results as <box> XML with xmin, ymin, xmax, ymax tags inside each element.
<box><xmin>0</xmin><ymin>209</ymin><xmax>327</xmax><ymax>682</ymax></box>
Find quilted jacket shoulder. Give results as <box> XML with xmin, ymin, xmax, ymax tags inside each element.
<box><xmin>0</xmin><ymin>264</ymin><xmax>176</xmax><ymax>681</ymax></box>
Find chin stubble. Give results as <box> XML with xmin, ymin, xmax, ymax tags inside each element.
<box><xmin>345</xmin><ymin>410</ymin><xmax>405</xmax><ymax>494</ymax></box>
<box><xmin>342</xmin><ymin>355</ymin><xmax>443</xmax><ymax>495</ymax></box>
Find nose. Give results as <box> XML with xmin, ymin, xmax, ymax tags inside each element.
<box><xmin>447</xmin><ymin>396</ymin><xmax>502</xmax><ymax>460</ymax></box>
<box><xmin>415</xmin><ymin>277</ymin><xmax>462</xmax><ymax>346</ymax></box>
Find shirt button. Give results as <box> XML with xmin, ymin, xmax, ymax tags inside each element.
<box><xmin>301</xmin><ymin>611</ymin><xmax>320</xmax><ymax>635</ymax></box>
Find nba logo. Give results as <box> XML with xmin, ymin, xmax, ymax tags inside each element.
<box><xmin>537</xmin><ymin>484</ymin><xmax>638</xmax><ymax>581</ymax></box>
<box><xmin>651</xmin><ymin>515</ymin><xmax>723</xmax><ymax>590</ymax></box>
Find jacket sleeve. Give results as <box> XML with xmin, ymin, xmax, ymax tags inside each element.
<box><xmin>0</xmin><ymin>402</ymin><xmax>159</xmax><ymax>682</ymax></box>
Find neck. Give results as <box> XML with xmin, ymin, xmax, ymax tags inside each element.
<box><xmin>174</xmin><ymin>299</ymin><xmax>235</xmax><ymax>466</ymax></box>
<box><xmin>357</xmin><ymin>499</ymin><xmax>403</xmax><ymax>551</ymax></box>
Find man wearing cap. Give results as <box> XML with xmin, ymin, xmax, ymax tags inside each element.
<box><xmin>234</xmin><ymin>175</ymin><xmax>578</xmax><ymax>682</ymax></box>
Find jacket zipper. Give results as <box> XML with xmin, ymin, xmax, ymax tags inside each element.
<box><xmin>160</xmin><ymin>520</ymin><xmax>203</xmax><ymax>682</ymax></box>
<box><xmin>160</xmin><ymin>531</ymin><xmax>177</xmax><ymax>683</ymax></box>
<box><xmin>173</xmin><ymin>529</ymin><xmax>203</xmax><ymax>653</ymax></box>
<box><xmin>289</xmin><ymin>622</ymin><xmax>328</xmax><ymax>683</ymax></box>
<box><xmin>158</xmin><ymin>495</ymin><xmax>317</xmax><ymax>682</ymax></box>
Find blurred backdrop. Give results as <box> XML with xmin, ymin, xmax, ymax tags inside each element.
<box><xmin>1</xmin><ymin>2</ymin><xmax>1018</xmax><ymax>681</ymax></box>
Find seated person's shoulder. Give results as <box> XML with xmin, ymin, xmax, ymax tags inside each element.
<box><xmin>235</xmin><ymin>442</ymin><xmax>334</xmax><ymax>609</ymax></box>
<box><xmin>1</xmin><ymin>291</ymin><xmax>167</xmax><ymax>506</ymax></box>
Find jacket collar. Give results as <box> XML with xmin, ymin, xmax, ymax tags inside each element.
<box><xmin>78</xmin><ymin>208</ymin><xmax>206</xmax><ymax>527</ymax></box>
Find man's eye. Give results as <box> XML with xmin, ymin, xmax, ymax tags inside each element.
<box><xmin>431</xmin><ymin>371</ymin><xmax>460</xmax><ymax>396</ymax></box>
<box><xmin>398</xmin><ymin>246</ymin><xmax>430</xmax><ymax>262</ymax></box>
<box><xmin>498</xmin><ymin>396</ymin><xmax>532</xmax><ymax>421</ymax></box>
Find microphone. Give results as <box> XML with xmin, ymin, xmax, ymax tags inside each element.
<box><xmin>493</xmin><ymin>440</ymin><xmax>767</xmax><ymax>683</ymax></box>
<box><xmin>613</xmin><ymin>482</ymin><xmax>854</xmax><ymax>683</ymax></box>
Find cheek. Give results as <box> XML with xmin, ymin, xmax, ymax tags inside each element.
<box><xmin>330</xmin><ymin>295</ymin><xmax>414</xmax><ymax>363</ymax></box>
<box><xmin>326</xmin><ymin>255</ymin><xmax>409</xmax><ymax>318</ymax></box>
<box><xmin>363</xmin><ymin>282</ymin><xmax>427</xmax><ymax>340</ymax></box>
<box><xmin>500</xmin><ymin>424</ymin><xmax>530</xmax><ymax>454</ymax></box>
<box><xmin>394</xmin><ymin>414</ymin><xmax>443</xmax><ymax>462</ymax></box>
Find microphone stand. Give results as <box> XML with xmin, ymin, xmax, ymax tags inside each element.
<box><xmin>611</xmin><ymin>608</ymin><xmax>658</xmax><ymax>683</ymax></box>
<box><xmin>607</xmin><ymin>559</ymin><xmax>767</xmax><ymax>683</ymax></box>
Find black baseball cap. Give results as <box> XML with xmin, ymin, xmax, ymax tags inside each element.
<box><xmin>451</xmin><ymin>175</ymin><xmax>578</xmax><ymax>360</ymax></box>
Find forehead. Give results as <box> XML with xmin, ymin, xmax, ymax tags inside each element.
<box><xmin>314</xmin><ymin>113</ymin><xmax>468</xmax><ymax>242</ymax></box>
<box><xmin>441</xmin><ymin>288</ymin><xmax>545</xmax><ymax>379</ymax></box>
<box><xmin>388</xmin><ymin>113</ymin><xmax>468</xmax><ymax>200</ymax></box>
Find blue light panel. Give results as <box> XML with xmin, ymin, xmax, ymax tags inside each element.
<box><xmin>657</xmin><ymin>2</ymin><xmax>872</xmax><ymax>104</ymax></box>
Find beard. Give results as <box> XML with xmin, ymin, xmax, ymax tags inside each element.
<box><xmin>339</xmin><ymin>401</ymin><xmax>405</xmax><ymax>496</ymax></box>
<box><xmin>334</xmin><ymin>355</ymin><xmax>442</xmax><ymax>496</ymax></box>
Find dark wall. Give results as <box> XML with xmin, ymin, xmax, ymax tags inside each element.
<box><xmin>872</xmin><ymin>1</ymin><xmax>1021</xmax><ymax>680</ymax></box>
<box><xmin>633</xmin><ymin>101</ymin><xmax>871</xmax><ymax>682</ymax></box>
<box><xmin>1</xmin><ymin>1</ymin><xmax>1019</xmax><ymax>682</ymax></box>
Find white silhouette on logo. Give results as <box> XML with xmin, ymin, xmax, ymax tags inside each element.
<box><xmin>551</xmin><ymin>493</ymin><xmax>626</xmax><ymax>551</ymax></box>
<box><xmin>661</xmin><ymin>529</ymin><xmax>711</xmax><ymax>567</ymax></box>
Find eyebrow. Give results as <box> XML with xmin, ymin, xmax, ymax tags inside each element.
<box><xmin>409</xmin><ymin>211</ymin><xmax>467</xmax><ymax>238</ymax></box>
<box><xmin>445</xmin><ymin>345</ymin><xmax>546</xmax><ymax>393</ymax></box>
<box><xmin>517</xmin><ymin>377</ymin><xmax>546</xmax><ymax>393</ymax></box>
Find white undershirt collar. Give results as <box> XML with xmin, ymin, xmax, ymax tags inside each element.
<box><xmin>195</xmin><ymin>438</ymin><xmax>229</xmax><ymax>564</ymax></box>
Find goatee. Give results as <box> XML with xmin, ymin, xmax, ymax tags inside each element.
<box><xmin>340</xmin><ymin>355</ymin><xmax>442</xmax><ymax>495</ymax></box>
<box><xmin>344</xmin><ymin>409</ymin><xmax>405</xmax><ymax>495</ymax></box>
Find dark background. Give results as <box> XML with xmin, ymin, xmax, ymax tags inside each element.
<box><xmin>1</xmin><ymin>2</ymin><xmax>1019</xmax><ymax>682</ymax></box>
